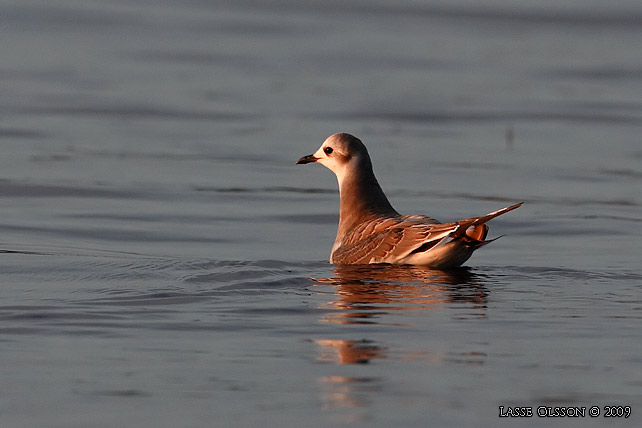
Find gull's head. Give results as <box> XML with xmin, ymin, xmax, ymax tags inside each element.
<box><xmin>296</xmin><ymin>133</ymin><xmax>369</xmax><ymax>181</ymax></box>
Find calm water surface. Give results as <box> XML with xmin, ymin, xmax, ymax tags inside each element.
<box><xmin>1</xmin><ymin>1</ymin><xmax>641</xmax><ymax>427</ymax></box>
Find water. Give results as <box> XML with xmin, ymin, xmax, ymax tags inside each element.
<box><xmin>1</xmin><ymin>0</ymin><xmax>641</xmax><ymax>427</ymax></box>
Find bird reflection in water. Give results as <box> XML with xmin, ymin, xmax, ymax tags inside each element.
<box><xmin>311</xmin><ymin>265</ymin><xmax>489</xmax><ymax>416</ymax></box>
<box><xmin>311</xmin><ymin>264</ymin><xmax>489</xmax><ymax>365</ymax></box>
<box><xmin>315</xmin><ymin>339</ymin><xmax>385</xmax><ymax>365</ymax></box>
<box><xmin>318</xmin><ymin>375</ymin><xmax>383</xmax><ymax>419</ymax></box>
<box><xmin>313</xmin><ymin>264</ymin><xmax>489</xmax><ymax>326</ymax></box>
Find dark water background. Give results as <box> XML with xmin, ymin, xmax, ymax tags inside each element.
<box><xmin>1</xmin><ymin>1</ymin><xmax>641</xmax><ymax>427</ymax></box>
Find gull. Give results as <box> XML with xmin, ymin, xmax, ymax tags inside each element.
<box><xmin>296</xmin><ymin>133</ymin><xmax>522</xmax><ymax>269</ymax></box>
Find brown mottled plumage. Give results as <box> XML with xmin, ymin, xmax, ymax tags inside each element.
<box><xmin>297</xmin><ymin>133</ymin><xmax>522</xmax><ymax>269</ymax></box>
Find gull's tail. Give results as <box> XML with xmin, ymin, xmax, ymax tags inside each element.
<box><xmin>456</xmin><ymin>202</ymin><xmax>523</xmax><ymax>247</ymax></box>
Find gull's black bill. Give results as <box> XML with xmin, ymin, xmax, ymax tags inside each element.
<box><xmin>296</xmin><ymin>154</ymin><xmax>318</xmax><ymax>164</ymax></box>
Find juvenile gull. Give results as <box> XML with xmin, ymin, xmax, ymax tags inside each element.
<box><xmin>297</xmin><ymin>133</ymin><xmax>522</xmax><ymax>269</ymax></box>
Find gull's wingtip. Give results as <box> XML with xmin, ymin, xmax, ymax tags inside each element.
<box><xmin>507</xmin><ymin>201</ymin><xmax>524</xmax><ymax>210</ymax></box>
<box><xmin>457</xmin><ymin>201</ymin><xmax>523</xmax><ymax>230</ymax></box>
<box><xmin>489</xmin><ymin>201</ymin><xmax>523</xmax><ymax>216</ymax></box>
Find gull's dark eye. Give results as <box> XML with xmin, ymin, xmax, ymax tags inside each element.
<box><xmin>324</xmin><ymin>146</ymin><xmax>333</xmax><ymax>155</ymax></box>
